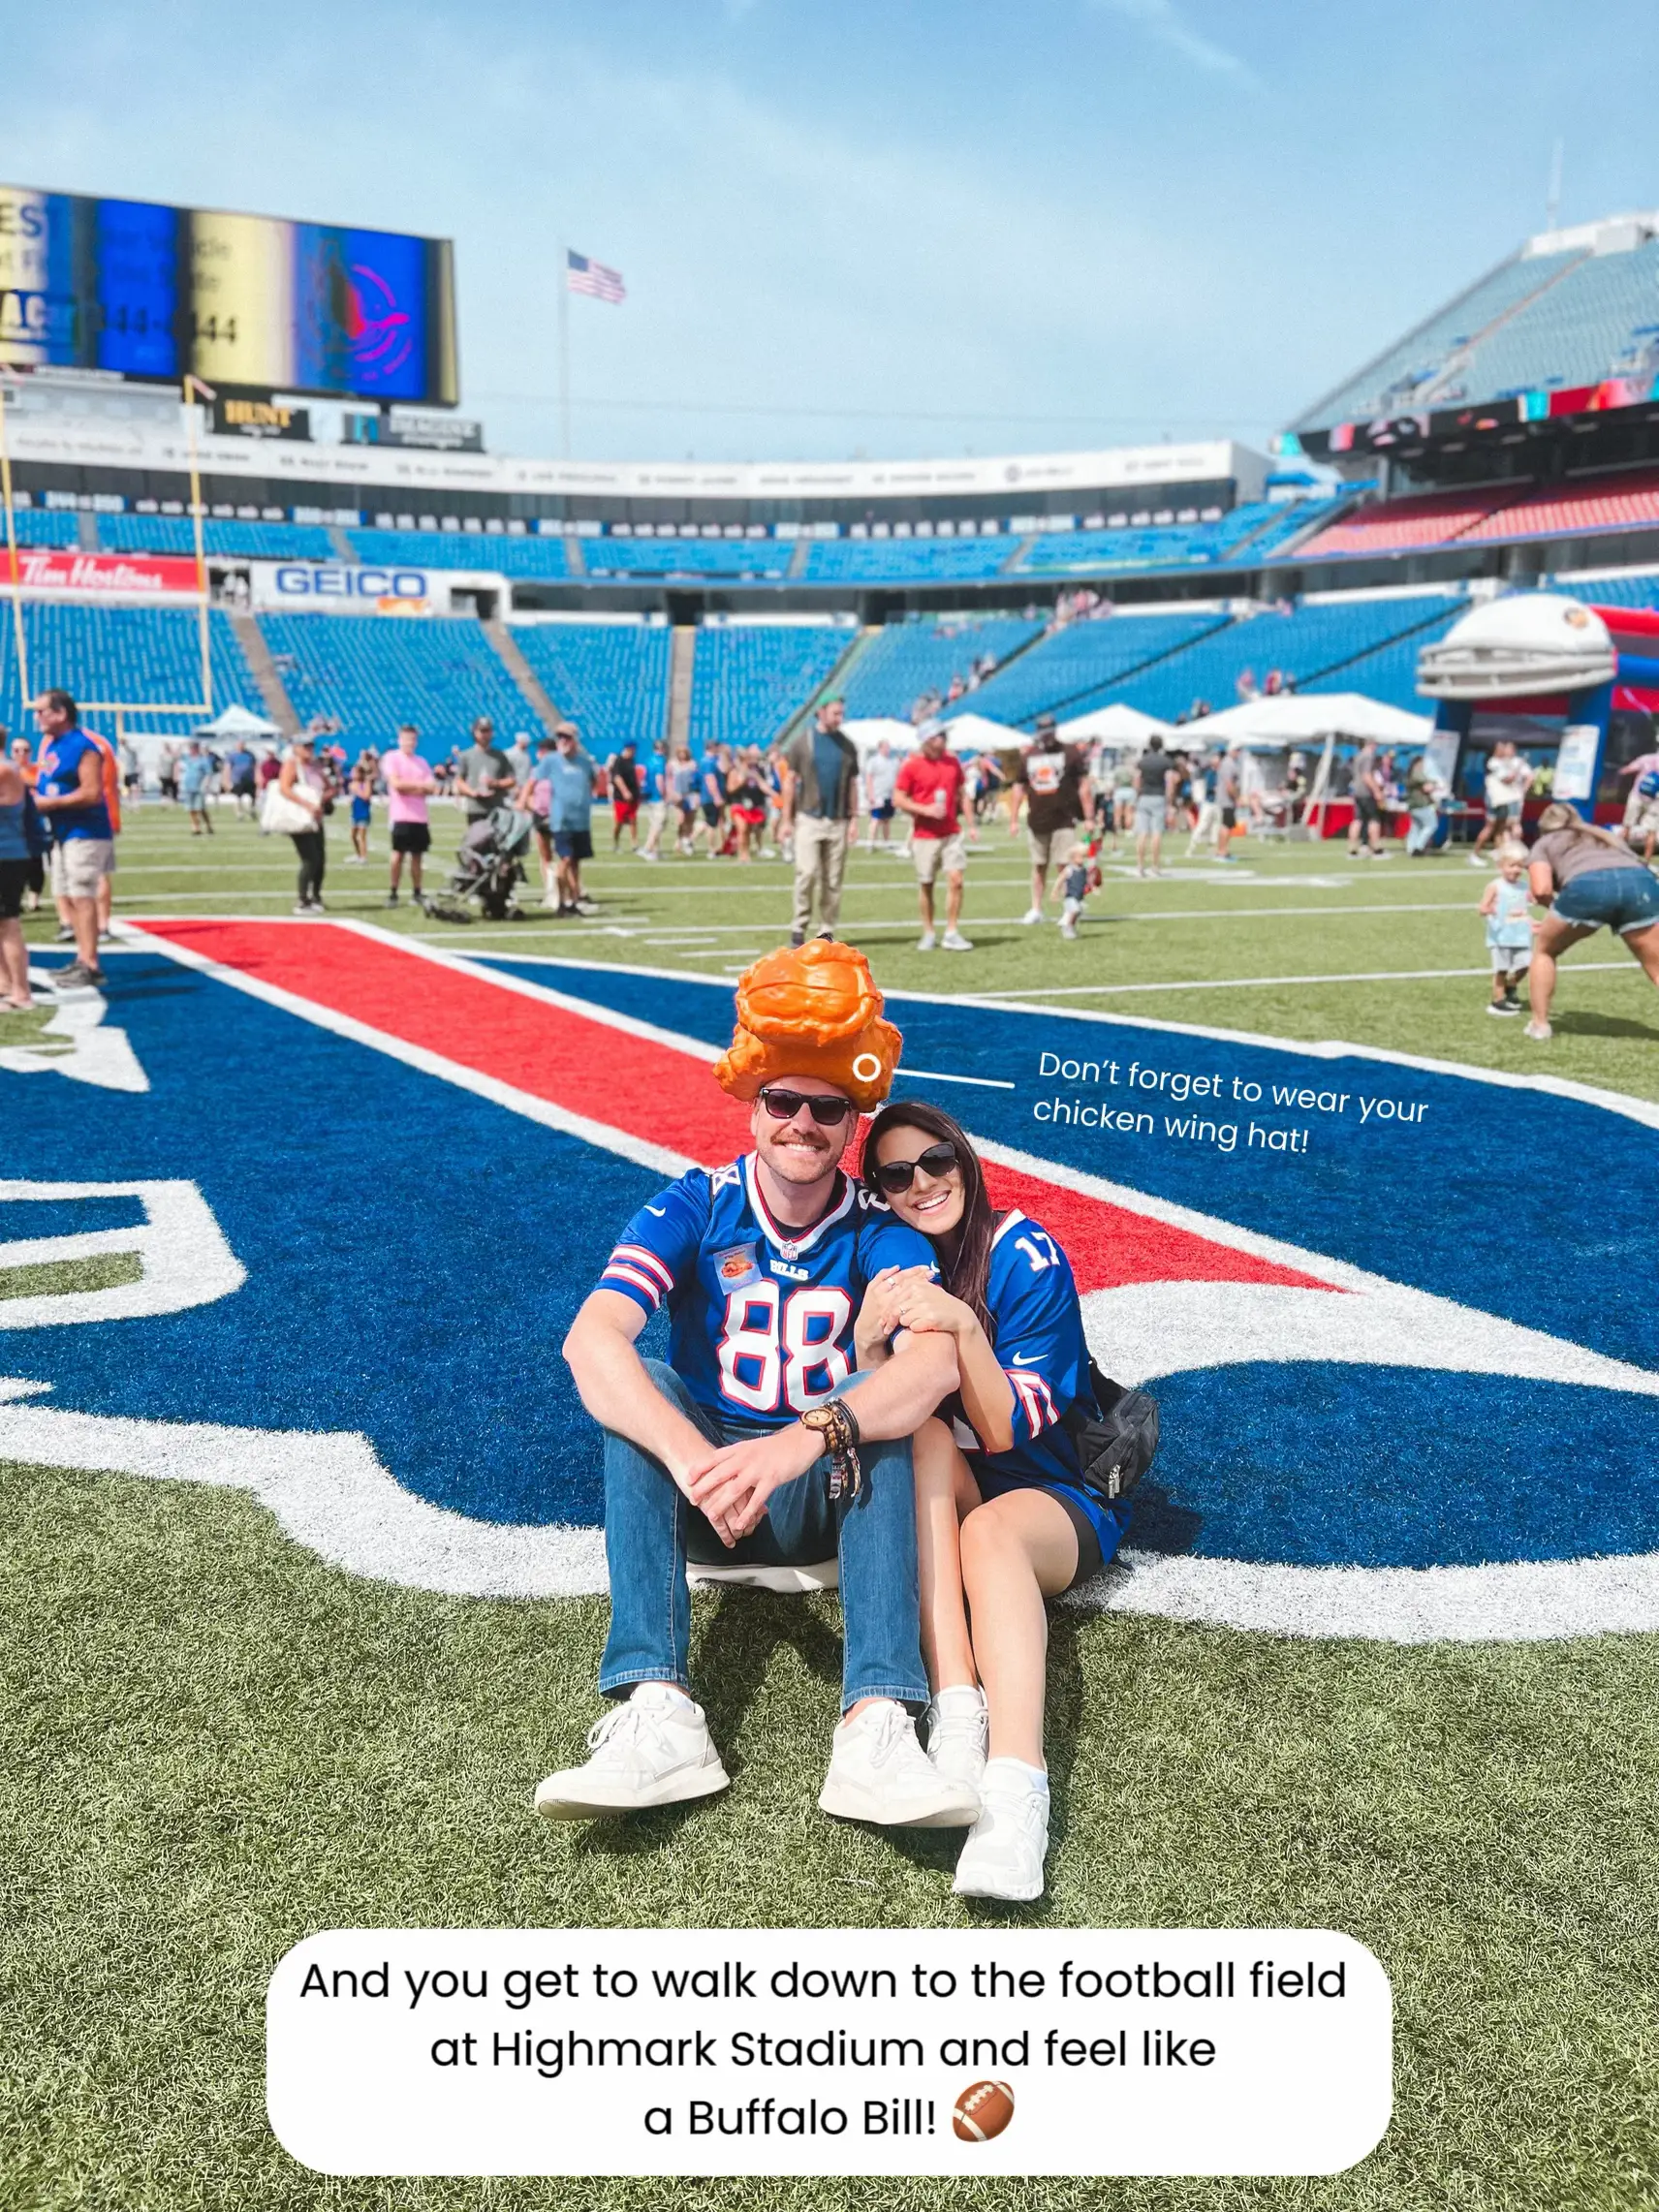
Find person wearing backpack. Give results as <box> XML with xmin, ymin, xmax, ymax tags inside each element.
<box><xmin>853</xmin><ymin>1100</ymin><xmax>1152</xmax><ymax>1904</ymax></box>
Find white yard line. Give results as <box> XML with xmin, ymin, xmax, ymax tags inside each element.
<box><xmin>972</xmin><ymin>961</ymin><xmax>1641</xmax><ymax>1000</ymax></box>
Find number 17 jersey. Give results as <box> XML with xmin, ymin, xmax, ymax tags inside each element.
<box><xmin>598</xmin><ymin>1155</ymin><xmax>937</xmax><ymax>1433</ymax></box>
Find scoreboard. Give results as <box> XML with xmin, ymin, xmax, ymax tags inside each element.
<box><xmin>0</xmin><ymin>186</ymin><xmax>458</xmax><ymax>407</ymax></box>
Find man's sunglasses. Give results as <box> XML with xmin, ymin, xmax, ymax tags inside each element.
<box><xmin>870</xmin><ymin>1139</ymin><xmax>958</xmax><ymax>1194</ymax></box>
<box><xmin>757</xmin><ymin>1087</ymin><xmax>855</xmax><ymax>1128</ymax></box>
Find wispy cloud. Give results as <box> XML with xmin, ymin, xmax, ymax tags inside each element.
<box><xmin>1095</xmin><ymin>0</ymin><xmax>1257</xmax><ymax>84</ymax></box>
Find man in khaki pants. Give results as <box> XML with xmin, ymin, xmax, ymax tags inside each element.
<box><xmin>780</xmin><ymin>696</ymin><xmax>859</xmax><ymax>946</ymax></box>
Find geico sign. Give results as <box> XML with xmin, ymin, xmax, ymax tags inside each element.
<box><xmin>271</xmin><ymin>566</ymin><xmax>429</xmax><ymax>600</ymax></box>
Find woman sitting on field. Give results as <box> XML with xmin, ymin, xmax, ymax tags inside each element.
<box><xmin>854</xmin><ymin>1102</ymin><xmax>1133</xmax><ymax>1903</ymax></box>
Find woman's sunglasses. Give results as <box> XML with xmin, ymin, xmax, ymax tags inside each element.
<box><xmin>870</xmin><ymin>1139</ymin><xmax>958</xmax><ymax>1195</ymax></box>
<box><xmin>757</xmin><ymin>1086</ymin><xmax>855</xmax><ymax>1128</ymax></box>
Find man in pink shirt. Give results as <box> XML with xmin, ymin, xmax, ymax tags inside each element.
<box><xmin>384</xmin><ymin>724</ymin><xmax>435</xmax><ymax>910</ymax></box>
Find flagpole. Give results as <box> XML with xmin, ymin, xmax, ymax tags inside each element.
<box><xmin>557</xmin><ymin>242</ymin><xmax>571</xmax><ymax>460</ymax></box>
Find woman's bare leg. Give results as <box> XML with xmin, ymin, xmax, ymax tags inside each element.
<box><xmin>958</xmin><ymin>1490</ymin><xmax>1079</xmax><ymax>1769</ymax></box>
<box><xmin>1626</xmin><ymin>919</ymin><xmax>1659</xmax><ymax>986</ymax></box>
<box><xmin>1527</xmin><ymin>916</ymin><xmax>1593</xmax><ymax>1026</ymax></box>
<box><xmin>912</xmin><ymin>1418</ymin><xmax>980</xmax><ymax>1690</ymax></box>
<box><xmin>0</xmin><ymin>917</ymin><xmax>31</xmax><ymax>1005</ymax></box>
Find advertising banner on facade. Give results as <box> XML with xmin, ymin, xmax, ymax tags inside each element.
<box><xmin>5</xmin><ymin>547</ymin><xmax>203</xmax><ymax>596</ymax></box>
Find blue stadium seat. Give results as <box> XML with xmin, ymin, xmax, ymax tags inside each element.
<box><xmin>841</xmin><ymin>614</ymin><xmax>1044</xmax><ymax>719</ymax></box>
<box><xmin>257</xmin><ymin>613</ymin><xmax>542</xmax><ymax>754</ymax></box>
<box><xmin>581</xmin><ymin>537</ymin><xmax>792</xmax><ymax>581</ymax></box>
<box><xmin>688</xmin><ymin>626</ymin><xmax>851</xmax><ymax>753</ymax></box>
<box><xmin>347</xmin><ymin>529</ymin><xmax>571</xmax><ymax>579</ymax></box>
<box><xmin>0</xmin><ymin>605</ymin><xmax>262</xmax><ymax>732</ymax></box>
<box><xmin>509</xmin><ymin>624</ymin><xmax>672</xmax><ymax>755</ymax></box>
<box><xmin>9</xmin><ymin>510</ymin><xmax>82</xmax><ymax>549</ymax></box>
<box><xmin>948</xmin><ymin>610</ymin><xmax>1232</xmax><ymax>729</ymax></box>
<box><xmin>99</xmin><ymin>514</ymin><xmax>339</xmax><ymax>560</ymax></box>
<box><xmin>800</xmin><ymin>537</ymin><xmax>1016</xmax><ymax>584</ymax></box>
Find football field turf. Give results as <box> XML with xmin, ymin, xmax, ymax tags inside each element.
<box><xmin>5</xmin><ymin>803</ymin><xmax>1659</xmax><ymax>2212</ymax></box>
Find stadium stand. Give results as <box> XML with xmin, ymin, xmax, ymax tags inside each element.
<box><xmin>10</xmin><ymin>509</ymin><xmax>83</xmax><ymax>548</ymax></box>
<box><xmin>99</xmin><ymin>514</ymin><xmax>340</xmax><ymax>560</ymax></box>
<box><xmin>840</xmin><ymin>613</ymin><xmax>1045</xmax><ymax>720</ymax></box>
<box><xmin>946</xmin><ymin>608</ymin><xmax>1233</xmax><ymax>729</ymax></box>
<box><xmin>1292</xmin><ymin>488</ymin><xmax>1515</xmax><ymax>560</ymax></box>
<box><xmin>1100</xmin><ymin>593</ymin><xmax>1465</xmax><ymax>722</ymax></box>
<box><xmin>510</xmin><ymin>622</ymin><xmax>672</xmax><ymax>755</ymax></box>
<box><xmin>0</xmin><ymin>603</ymin><xmax>263</xmax><ymax>729</ymax></box>
<box><xmin>346</xmin><ymin>528</ymin><xmax>571</xmax><ymax>579</ymax></box>
<box><xmin>581</xmin><ymin>536</ymin><xmax>791</xmax><ymax>581</ymax></box>
<box><xmin>688</xmin><ymin>625</ymin><xmax>850</xmax><ymax>754</ymax></box>
<box><xmin>257</xmin><ymin>613</ymin><xmax>539</xmax><ymax>751</ymax></box>
<box><xmin>800</xmin><ymin>536</ymin><xmax>1017</xmax><ymax>585</ymax></box>
<box><xmin>1014</xmin><ymin>500</ymin><xmax>1342</xmax><ymax>576</ymax></box>
<box><xmin>1460</xmin><ymin>469</ymin><xmax>1659</xmax><ymax>545</ymax></box>
<box><xmin>1293</xmin><ymin>249</ymin><xmax>1581</xmax><ymax>426</ymax></box>
<box><xmin>1543</xmin><ymin>568</ymin><xmax>1659</xmax><ymax>609</ymax></box>
<box><xmin>1447</xmin><ymin>239</ymin><xmax>1659</xmax><ymax>402</ymax></box>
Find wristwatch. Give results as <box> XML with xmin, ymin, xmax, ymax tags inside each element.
<box><xmin>798</xmin><ymin>1400</ymin><xmax>862</xmax><ymax>1499</ymax></box>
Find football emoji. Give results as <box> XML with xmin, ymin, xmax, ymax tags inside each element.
<box><xmin>953</xmin><ymin>2079</ymin><xmax>1016</xmax><ymax>2142</ymax></box>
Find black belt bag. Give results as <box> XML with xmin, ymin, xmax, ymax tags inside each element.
<box><xmin>1061</xmin><ymin>1359</ymin><xmax>1159</xmax><ymax>1508</ymax></box>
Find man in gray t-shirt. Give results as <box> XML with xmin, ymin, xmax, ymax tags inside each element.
<box><xmin>456</xmin><ymin>716</ymin><xmax>515</xmax><ymax>822</ymax></box>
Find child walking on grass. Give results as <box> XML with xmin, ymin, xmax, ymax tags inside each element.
<box><xmin>1480</xmin><ymin>841</ymin><xmax>1535</xmax><ymax>1016</ymax></box>
<box><xmin>1058</xmin><ymin>835</ymin><xmax>1100</xmax><ymax>940</ymax></box>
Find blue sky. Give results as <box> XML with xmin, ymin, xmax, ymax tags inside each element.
<box><xmin>6</xmin><ymin>0</ymin><xmax>1659</xmax><ymax>465</ymax></box>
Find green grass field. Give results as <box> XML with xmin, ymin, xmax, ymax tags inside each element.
<box><xmin>5</xmin><ymin>800</ymin><xmax>1659</xmax><ymax>2212</ymax></box>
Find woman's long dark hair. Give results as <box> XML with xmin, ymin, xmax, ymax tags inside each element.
<box><xmin>861</xmin><ymin>1100</ymin><xmax>998</xmax><ymax>1340</ymax></box>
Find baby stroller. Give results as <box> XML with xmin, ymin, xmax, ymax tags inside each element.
<box><xmin>426</xmin><ymin>804</ymin><xmax>533</xmax><ymax>923</ymax></box>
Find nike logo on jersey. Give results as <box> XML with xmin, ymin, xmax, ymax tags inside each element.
<box><xmin>1009</xmin><ymin>1352</ymin><xmax>1044</xmax><ymax>1365</ymax></box>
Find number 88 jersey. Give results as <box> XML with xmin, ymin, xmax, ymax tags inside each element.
<box><xmin>597</xmin><ymin>1155</ymin><xmax>938</xmax><ymax>1433</ymax></box>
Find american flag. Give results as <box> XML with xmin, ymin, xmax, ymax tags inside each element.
<box><xmin>566</xmin><ymin>251</ymin><xmax>626</xmax><ymax>303</ymax></box>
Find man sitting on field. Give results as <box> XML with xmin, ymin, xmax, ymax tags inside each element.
<box><xmin>541</xmin><ymin>940</ymin><xmax>979</xmax><ymax>1831</ymax></box>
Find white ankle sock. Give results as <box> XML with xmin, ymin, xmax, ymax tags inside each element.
<box><xmin>984</xmin><ymin>1756</ymin><xmax>1048</xmax><ymax>1792</ymax></box>
<box><xmin>633</xmin><ymin>1681</ymin><xmax>693</xmax><ymax>1710</ymax></box>
<box><xmin>934</xmin><ymin>1683</ymin><xmax>986</xmax><ymax>1711</ymax></box>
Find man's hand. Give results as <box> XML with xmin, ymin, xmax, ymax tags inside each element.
<box><xmin>686</xmin><ymin>1422</ymin><xmax>820</xmax><ymax>1544</ymax></box>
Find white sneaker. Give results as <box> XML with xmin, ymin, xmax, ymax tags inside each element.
<box><xmin>952</xmin><ymin>1760</ymin><xmax>1050</xmax><ymax>1901</ymax></box>
<box><xmin>917</xmin><ymin>929</ymin><xmax>937</xmax><ymax>951</ymax></box>
<box><xmin>686</xmin><ymin>1559</ymin><xmax>838</xmax><ymax>1594</ymax></box>
<box><xmin>1524</xmin><ymin>1019</ymin><xmax>1552</xmax><ymax>1041</ymax></box>
<box><xmin>534</xmin><ymin>1683</ymin><xmax>730</xmax><ymax>1820</ymax></box>
<box><xmin>942</xmin><ymin>928</ymin><xmax>974</xmax><ymax>951</ymax></box>
<box><xmin>923</xmin><ymin>1684</ymin><xmax>987</xmax><ymax>1791</ymax></box>
<box><xmin>1059</xmin><ymin>920</ymin><xmax>1078</xmax><ymax>940</ymax></box>
<box><xmin>1019</xmin><ymin>906</ymin><xmax>1043</xmax><ymax>925</ymax></box>
<box><xmin>818</xmin><ymin>1699</ymin><xmax>981</xmax><ymax>1828</ymax></box>
<box><xmin>1467</xmin><ymin>854</ymin><xmax>1489</xmax><ymax>867</ymax></box>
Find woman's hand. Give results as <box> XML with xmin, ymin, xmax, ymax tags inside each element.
<box><xmin>884</xmin><ymin>1271</ymin><xmax>978</xmax><ymax>1342</ymax></box>
<box><xmin>854</xmin><ymin>1266</ymin><xmax>909</xmax><ymax>1363</ymax></box>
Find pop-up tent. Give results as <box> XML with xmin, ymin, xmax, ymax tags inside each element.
<box><xmin>939</xmin><ymin>710</ymin><xmax>1025</xmax><ymax>755</ymax></box>
<box><xmin>1056</xmin><ymin>703</ymin><xmax>1171</xmax><ymax>746</ymax></box>
<box><xmin>842</xmin><ymin>716</ymin><xmax>916</xmax><ymax>756</ymax></box>
<box><xmin>195</xmin><ymin>702</ymin><xmax>283</xmax><ymax>741</ymax></box>
<box><xmin>1178</xmin><ymin>692</ymin><xmax>1433</xmax><ymax>752</ymax></box>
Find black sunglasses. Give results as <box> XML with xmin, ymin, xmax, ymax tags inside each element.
<box><xmin>870</xmin><ymin>1139</ymin><xmax>959</xmax><ymax>1195</ymax></box>
<box><xmin>758</xmin><ymin>1087</ymin><xmax>855</xmax><ymax>1128</ymax></box>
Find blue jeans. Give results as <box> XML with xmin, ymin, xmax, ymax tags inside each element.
<box><xmin>598</xmin><ymin>1359</ymin><xmax>927</xmax><ymax>1713</ymax></box>
<box><xmin>1405</xmin><ymin>804</ymin><xmax>1440</xmax><ymax>855</ymax></box>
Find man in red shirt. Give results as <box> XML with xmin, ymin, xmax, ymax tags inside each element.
<box><xmin>894</xmin><ymin>720</ymin><xmax>972</xmax><ymax>952</ymax></box>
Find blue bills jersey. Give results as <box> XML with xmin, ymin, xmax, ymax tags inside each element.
<box><xmin>963</xmin><ymin>1209</ymin><xmax>1130</xmax><ymax>1560</ymax></box>
<box><xmin>599</xmin><ymin>1155</ymin><xmax>937</xmax><ymax>1434</ymax></box>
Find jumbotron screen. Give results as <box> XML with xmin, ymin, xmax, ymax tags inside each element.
<box><xmin>0</xmin><ymin>185</ymin><xmax>458</xmax><ymax>405</ymax></box>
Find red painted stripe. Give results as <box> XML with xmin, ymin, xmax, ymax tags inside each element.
<box><xmin>137</xmin><ymin>919</ymin><xmax>753</xmax><ymax>1166</ymax></box>
<box><xmin>134</xmin><ymin>919</ymin><xmax>1334</xmax><ymax>1296</ymax></box>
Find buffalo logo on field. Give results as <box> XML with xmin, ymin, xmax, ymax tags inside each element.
<box><xmin>3</xmin><ymin>922</ymin><xmax>1657</xmax><ymax>1647</ymax></box>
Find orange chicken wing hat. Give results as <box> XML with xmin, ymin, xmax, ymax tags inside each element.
<box><xmin>713</xmin><ymin>939</ymin><xmax>902</xmax><ymax>1111</ymax></box>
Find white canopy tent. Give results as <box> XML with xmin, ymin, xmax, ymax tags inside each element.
<box><xmin>1178</xmin><ymin>692</ymin><xmax>1434</xmax><ymax>752</ymax></box>
<box><xmin>939</xmin><ymin>709</ymin><xmax>1025</xmax><ymax>755</ymax></box>
<box><xmin>842</xmin><ymin>716</ymin><xmax>916</xmax><ymax>757</ymax></box>
<box><xmin>1175</xmin><ymin>691</ymin><xmax>1435</xmax><ymax>833</ymax></box>
<box><xmin>1055</xmin><ymin>703</ymin><xmax>1171</xmax><ymax>746</ymax></box>
<box><xmin>194</xmin><ymin>702</ymin><xmax>283</xmax><ymax>741</ymax></box>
